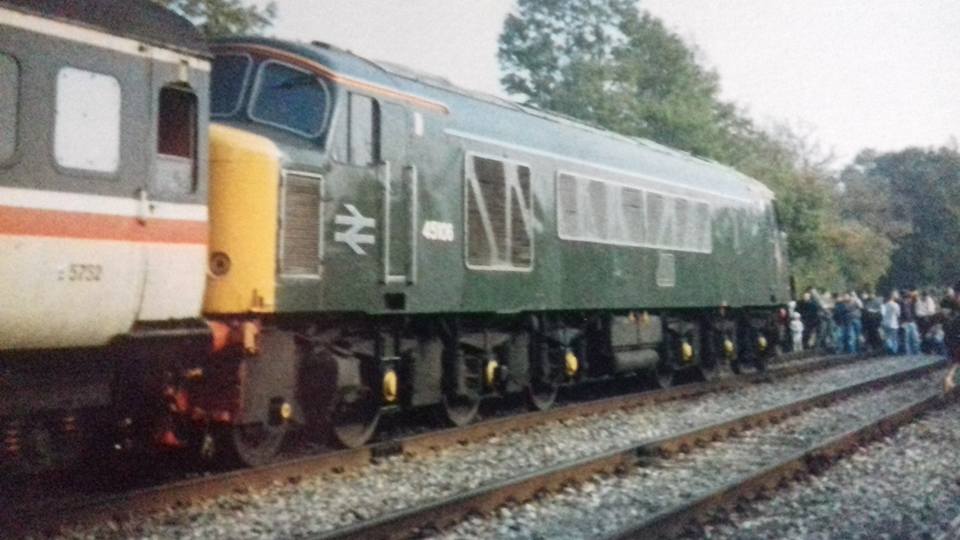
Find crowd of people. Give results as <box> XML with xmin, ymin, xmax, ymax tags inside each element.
<box><xmin>786</xmin><ymin>287</ymin><xmax>951</xmax><ymax>357</ymax></box>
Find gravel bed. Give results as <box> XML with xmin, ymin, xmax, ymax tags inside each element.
<box><xmin>690</xmin><ymin>392</ymin><xmax>960</xmax><ymax>539</ymax></box>
<box><xmin>435</xmin><ymin>370</ymin><xmax>945</xmax><ymax>539</ymax></box>
<box><xmin>58</xmin><ymin>355</ymin><xmax>938</xmax><ymax>539</ymax></box>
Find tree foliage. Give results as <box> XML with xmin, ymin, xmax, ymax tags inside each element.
<box><xmin>499</xmin><ymin>0</ymin><xmax>732</xmax><ymax>158</ymax></box>
<box><xmin>153</xmin><ymin>0</ymin><xmax>276</xmax><ymax>38</ymax></box>
<box><xmin>839</xmin><ymin>147</ymin><xmax>960</xmax><ymax>291</ymax></box>
<box><xmin>499</xmin><ymin>0</ymin><xmax>895</xmax><ymax>292</ymax></box>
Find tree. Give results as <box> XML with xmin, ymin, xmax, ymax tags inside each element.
<box><xmin>843</xmin><ymin>147</ymin><xmax>960</xmax><ymax>290</ymax></box>
<box><xmin>153</xmin><ymin>0</ymin><xmax>276</xmax><ymax>38</ymax></box>
<box><xmin>498</xmin><ymin>0</ymin><xmax>898</xmax><ymax>293</ymax></box>
<box><xmin>499</xmin><ymin>0</ymin><xmax>732</xmax><ymax>159</ymax></box>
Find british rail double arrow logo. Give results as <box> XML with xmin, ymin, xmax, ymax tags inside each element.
<box><xmin>334</xmin><ymin>203</ymin><xmax>376</xmax><ymax>255</ymax></box>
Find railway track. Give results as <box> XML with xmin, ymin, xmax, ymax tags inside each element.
<box><xmin>0</xmin><ymin>352</ymin><xmax>892</xmax><ymax>538</ymax></box>
<box><xmin>316</xmin><ymin>357</ymin><xmax>946</xmax><ymax>539</ymax></box>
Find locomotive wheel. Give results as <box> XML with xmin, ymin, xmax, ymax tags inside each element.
<box><xmin>702</xmin><ymin>331</ymin><xmax>735</xmax><ymax>381</ymax></box>
<box><xmin>442</xmin><ymin>348</ymin><xmax>482</xmax><ymax>426</ymax></box>
<box><xmin>330</xmin><ymin>386</ymin><xmax>381</xmax><ymax>449</ymax></box>
<box><xmin>220</xmin><ymin>419</ymin><xmax>288</xmax><ymax>467</ymax></box>
<box><xmin>730</xmin><ymin>359</ymin><xmax>742</xmax><ymax>374</ymax></box>
<box><xmin>696</xmin><ymin>357</ymin><xmax>721</xmax><ymax>382</ymax></box>
<box><xmin>527</xmin><ymin>378</ymin><xmax>559</xmax><ymax>411</ymax></box>
<box><xmin>740</xmin><ymin>328</ymin><xmax>770</xmax><ymax>373</ymax></box>
<box><xmin>753</xmin><ymin>350</ymin><xmax>769</xmax><ymax>372</ymax></box>
<box><xmin>651</xmin><ymin>362</ymin><xmax>675</xmax><ymax>388</ymax></box>
<box><xmin>442</xmin><ymin>392</ymin><xmax>481</xmax><ymax>427</ymax></box>
<box><xmin>523</xmin><ymin>332</ymin><xmax>559</xmax><ymax>411</ymax></box>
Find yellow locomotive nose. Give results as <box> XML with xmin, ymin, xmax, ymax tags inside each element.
<box><xmin>681</xmin><ymin>342</ymin><xmax>694</xmax><ymax>362</ymax></box>
<box><xmin>204</xmin><ymin>124</ymin><xmax>280</xmax><ymax>315</ymax></box>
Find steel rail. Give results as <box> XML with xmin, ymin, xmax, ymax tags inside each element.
<box><xmin>313</xmin><ymin>357</ymin><xmax>945</xmax><ymax>540</ymax></box>
<box><xmin>0</xmin><ymin>352</ymin><xmax>855</xmax><ymax>537</ymax></box>
<box><xmin>607</xmin><ymin>384</ymin><xmax>957</xmax><ymax>538</ymax></box>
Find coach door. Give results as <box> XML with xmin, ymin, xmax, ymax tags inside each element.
<box><xmin>135</xmin><ymin>61</ymin><xmax>209</xmax><ymax>322</ymax></box>
<box><xmin>379</xmin><ymin>101</ymin><xmax>418</xmax><ymax>285</ymax></box>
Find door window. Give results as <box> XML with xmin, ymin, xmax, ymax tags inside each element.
<box><xmin>348</xmin><ymin>93</ymin><xmax>380</xmax><ymax>165</ymax></box>
<box><xmin>156</xmin><ymin>85</ymin><xmax>198</xmax><ymax>193</ymax></box>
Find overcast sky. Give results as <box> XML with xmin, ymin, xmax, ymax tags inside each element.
<box><xmin>258</xmin><ymin>0</ymin><xmax>959</xmax><ymax>166</ymax></box>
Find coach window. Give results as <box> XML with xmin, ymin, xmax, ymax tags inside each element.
<box><xmin>156</xmin><ymin>85</ymin><xmax>198</xmax><ymax>193</ymax></box>
<box><xmin>348</xmin><ymin>93</ymin><xmax>381</xmax><ymax>165</ymax></box>
<box><xmin>0</xmin><ymin>53</ymin><xmax>17</xmax><ymax>163</ymax></box>
<box><xmin>54</xmin><ymin>67</ymin><xmax>121</xmax><ymax>174</ymax></box>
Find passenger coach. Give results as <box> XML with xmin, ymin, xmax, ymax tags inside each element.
<box><xmin>0</xmin><ymin>0</ymin><xmax>211</xmax><ymax>470</ymax></box>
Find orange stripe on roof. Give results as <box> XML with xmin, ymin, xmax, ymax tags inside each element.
<box><xmin>219</xmin><ymin>44</ymin><xmax>450</xmax><ymax>115</ymax></box>
<box><xmin>0</xmin><ymin>206</ymin><xmax>208</xmax><ymax>245</ymax></box>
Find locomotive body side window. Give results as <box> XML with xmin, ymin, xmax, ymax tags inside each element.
<box><xmin>557</xmin><ymin>173</ymin><xmax>579</xmax><ymax>238</ymax></box>
<box><xmin>348</xmin><ymin>93</ymin><xmax>380</xmax><ymax>165</ymax></box>
<box><xmin>621</xmin><ymin>186</ymin><xmax>645</xmax><ymax>244</ymax></box>
<box><xmin>694</xmin><ymin>202</ymin><xmax>712</xmax><ymax>252</ymax></box>
<box><xmin>465</xmin><ymin>154</ymin><xmax>533</xmax><ymax>271</ymax></box>
<box><xmin>54</xmin><ymin>67</ymin><xmax>121</xmax><ymax>174</ymax></box>
<box><xmin>210</xmin><ymin>54</ymin><xmax>251</xmax><ymax>116</ymax></box>
<box><xmin>585</xmin><ymin>179</ymin><xmax>607</xmax><ymax>240</ymax></box>
<box><xmin>674</xmin><ymin>198</ymin><xmax>689</xmax><ymax>250</ymax></box>
<box><xmin>250</xmin><ymin>60</ymin><xmax>328</xmax><ymax>138</ymax></box>
<box><xmin>555</xmin><ymin>171</ymin><xmax>711</xmax><ymax>253</ymax></box>
<box><xmin>156</xmin><ymin>86</ymin><xmax>198</xmax><ymax>193</ymax></box>
<box><xmin>0</xmin><ymin>53</ymin><xmax>17</xmax><ymax>163</ymax></box>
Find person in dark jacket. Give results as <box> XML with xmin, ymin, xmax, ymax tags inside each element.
<box><xmin>797</xmin><ymin>290</ymin><xmax>820</xmax><ymax>349</ymax></box>
<box><xmin>862</xmin><ymin>292</ymin><xmax>883</xmax><ymax>352</ymax></box>
<box><xmin>833</xmin><ymin>294</ymin><xmax>852</xmax><ymax>353</ymax></box>
<box><xmin>901</xmin><ymin>290</ymin><xmax>921</xmax><ymax>355</ymax></box>
<box><xmin>943</xmin><ymin>284</ymin><xmax>960</xmax><ymax>392</ymax></box>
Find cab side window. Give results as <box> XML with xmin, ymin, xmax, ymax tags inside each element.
<box><xmin>54</xmin><ymin>67</ymin><xmax>121</xmax><ymax>174</ymax></box>
<box><xmin>0</xmin><ymin>53</ymin><xmax>18</xmax><ymax>163</ymax></box>
<box><xmin>156</xmin><ymin>85</ymin><xmax>198</xmax><ymax>193</ymax></box>
<box><xmin>348</xmin><ymin>93</ymin><xmax>380</xmax><ymax>165</ymax></box>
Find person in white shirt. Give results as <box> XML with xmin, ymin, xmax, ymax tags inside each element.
<box><xmin>789</xmin><ymin>311</ymin><xmax>804</xmax><ymax>352</ymax></box>
<box><xmin>916</xmin><ymin>289</ymin><xmax>938</xmax><ymax>351</ymax></box>
<box><xmin>881</xmin><ymin>292</ymin><xmax>901</xmax><ymax>355</ymax></box>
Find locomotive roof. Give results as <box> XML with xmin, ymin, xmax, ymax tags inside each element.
<box><xmin>219</xmin><ymin>37</ymin><xmax>774</xmax><ymax>203</ymax></box>
<box><xmin>0</xmin><ymin>0</ymin><xmax>209</xmax><ymax>57</ymax></box>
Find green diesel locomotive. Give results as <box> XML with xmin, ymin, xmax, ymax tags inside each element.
<box><xmin>200</xmin><ymin>37</ymin><xmax>790</xmax><ymax>462</ymax></box>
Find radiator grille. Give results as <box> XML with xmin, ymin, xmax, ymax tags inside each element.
<box><xmin>280</xmin><ymin>172</ymin><xmax>322</xmax><ymax>276</ymax></box>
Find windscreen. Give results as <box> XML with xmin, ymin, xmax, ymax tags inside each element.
<box><xmin>250</xmin><ymin>60</ymin><xmax>329</xmax><ymax>138</ymax></box>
